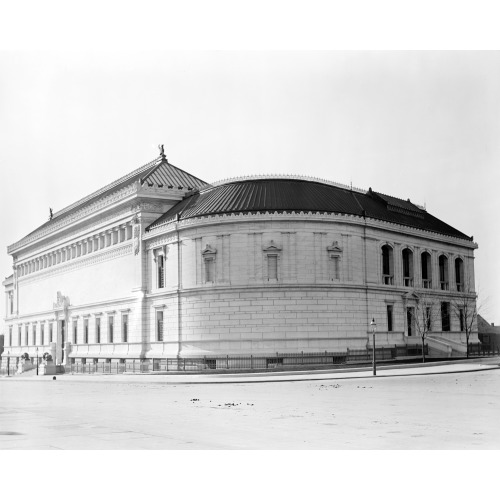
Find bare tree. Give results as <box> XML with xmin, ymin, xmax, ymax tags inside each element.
<box><xmin>410</xmin><ymin>291</ymin><xmax>437</xmax><ymax>363</ymax></box>
<box><xmin>451</xmin><ymin>279</ymin><xmax>479</xmax><ymax>358</ymax></box>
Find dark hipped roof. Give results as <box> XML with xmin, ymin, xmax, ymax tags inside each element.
<box><xmin>146</xmin><ymin>177</ymin><xmax>471</xmax><ymax>240</ymax></box>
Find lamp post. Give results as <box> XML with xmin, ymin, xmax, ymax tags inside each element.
<box><xmin>7</xmin><ymin>351</ymin><xmax>10</xmax><ymax>377</ymax></box>
<box><xmin>36</xmin><ymin>347</ymin><xmax>39</xmax><ymax>376</ymax></box>
<box><xmin>371</xmin><ymin>318</ymin><xmax>377</xmax><ymax>376</ymax></box>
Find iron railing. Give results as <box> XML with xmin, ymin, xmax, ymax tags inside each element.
<box><xmin>62</xmin><ymin>345</ymin><xmax>429</xmax><ymax>374</ymax></box>
<box><xmin>467</xmin><ymin>342</ymin><xmax>500</xmax><ymax>357</ymax></box>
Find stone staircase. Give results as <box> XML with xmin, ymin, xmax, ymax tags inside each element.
<box><xmin>427</xmin><ymin>335</ymin><xmax>467</xmax><ymax>358</ymax></box>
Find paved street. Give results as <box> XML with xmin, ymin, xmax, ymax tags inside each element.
<box><xmin>1</xmin><ymin>360</ymin><xmax>499</xmax><ymax>449</ymax></box>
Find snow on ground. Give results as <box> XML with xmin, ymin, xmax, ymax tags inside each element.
<box><xmin>0</xmin><ymin>364</ymin><xmax>499</xmax><ymax>449</ymax></box>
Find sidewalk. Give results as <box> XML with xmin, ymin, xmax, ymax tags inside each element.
<box><xmin>3</xmin><ymin>357</ymin><xmax>499</xmax><ymax>384</ymax></box>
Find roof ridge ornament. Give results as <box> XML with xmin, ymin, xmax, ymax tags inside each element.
<box><xmin>158</xmin><ymin>144</ymin><xmax>166</xmax><ymax>161</ymax></box>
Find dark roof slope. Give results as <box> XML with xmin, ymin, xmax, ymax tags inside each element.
<box><xmin>10</xmin><ymin>157</ymin><xmax>208</xmax><ymax>252</ymax></box>
<box><xmin>146</xmin><ymin>177</ymin><xmax>471</xmax><ymax>240</ymax></box>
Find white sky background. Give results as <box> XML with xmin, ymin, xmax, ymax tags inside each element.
<box><xmin>0</xmin><ymin>50</ymin><xmax>499</xmax><ymax>321</ymax></box>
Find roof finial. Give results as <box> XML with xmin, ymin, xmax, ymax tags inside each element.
<box><xmin>158</xmin><ymin>144</ymin><xmax>166</xmax><ymax>160</ymax></box>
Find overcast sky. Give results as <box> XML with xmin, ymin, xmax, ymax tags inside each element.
<box><xmin>1</xmin><ymin>51</ymin><xmax>499</xmax><ymax>322</ymax></box>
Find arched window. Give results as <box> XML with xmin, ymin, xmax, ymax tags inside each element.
<box><xmin>381</xmin><ymin>245</ymin><xmax>394</xmax><ymax>285</ymax></box>
<box><xmin>439</xmin><ymin>255</ymin><xmax>449</xmax><ymax>290</ymax></box>
<box><xmin>402</xmin><ymin>248</ymin><xmax>414</xmax><ymax>287</ymax></box>
<box><xmin>421</xmin><ymin>252</ymin><xmax>432</xmax><ymax>288</ymax></box>
<box><xmin>455</xmin><ymin>257</ymin><xmax>464</xmax><ymax>292</ymax></box>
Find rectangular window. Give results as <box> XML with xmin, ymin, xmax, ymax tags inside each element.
<box><xmin>157</xmin><ymin>310</ymin><xmax>164</xmax><ymax>341</ymax></box>
<box><xmin>96</xmin><ymin>318</ymin><xmax>101</xmax><ymax>343</ymax></box>
<box><xmin>18</xmin><ymin>326</ymin><xmax>21</xmax><ymax>346</ymax></box>
<box><xmin>158</xmin><ymin>255</ymin><xmax>165</xmax><ymax>288</ymax></box>
<box><xmin>32</xmin><ymin>324</ymin><xmax>37</xmax><ymax>345</ymax></box>
<box><xmin>406</xmin><ymin>307</ymin><xmax>414</xmax><ymax>336</ymax></box>
<box><xmin>109</xmin><ymin>316</ymin><xmax>114</xmax><ymax>343</ymax></box>
<box><xmin>441</xmin><ymin>302</ymin><xmax>450</xmax><ymax>332</ymax></box>
<box><xmin>268</xmin><ymin>255</ymin><xmax>278</xmax><ymax>280</ymax></box>
<box><xmin>9</xmin><ymin>326</ymin><xmax>12</xmax><ymax>346</ymax></box>
<box><xmin>25</xmin><ymin>325</ymin><xmax>29</xmax><ymax>345</ymax></box>
<box><xmin>459</xmin><ymin>309</ymin><xmax>465</xmax><ymax>332</ymax></box>
<box><xmin>122</xmin><ymin>314</ymin><xmax>128</xmax><ymax>343</ymax></box>
<box><xmin>73</xmin><ymin>320</ymin><xmax>78</xmax><ymax>344</ymax></box>
<box><xmin>205</xmin><ymin>258</ymin><xmax>215</xmax><ymax>283</ymax></box>
<box><xmin>84</xmin><ymin>319</ymin><xmax>89</xmax><ymax>344</ymax></box>
<box><xmin>41</xmin><ymin>324</ymin><xmax>45</xmax><ymax>345</ymax></box>
<box><xmin>49</xmin><ymin>323</ymin><xmax>53</xmax><ymax>343</ymax></box>
<box><xmin>387</xmin><ymin>305</ymin><xmax>393</xmax><ymax>332</ymax></box>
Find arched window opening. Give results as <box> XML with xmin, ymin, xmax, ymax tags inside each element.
<box><xmin>455</xmin><ymin>258</ymin><xmax>464</xmax><ymax>292</ymax></box>
<box><xmin>381</xmin><ymin>245</ymin><xmax>394</xmax><ymax>285</ymax></box>
<box><xmin>439</xmin><ymin>255</ymin><xmax>449</xmax><ymax>290</ymax></box>
<box><xmin>402</xmin><ymin>248</ymin><xmax>414</xmax><ymax>287</ymax></box>
<box><xmin>421</xmin><ymin>252</ymin><xmax>432</xmax><ymax>288</ymax></box>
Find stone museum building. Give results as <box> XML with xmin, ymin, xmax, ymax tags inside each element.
<box><xmin>2</xmin><ymin>149</ymin><xmax>478</xmax><ymax>367</ymax></box>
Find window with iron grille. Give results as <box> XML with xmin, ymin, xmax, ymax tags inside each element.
<box><xmin>459</xmin><ymin>308</ymin><xmax>465</xmax><ymax>332</ymax></box>
<box><xmin>157</xmin><ymin>255</ymin><xmax>165</xmax><ymax>288</ymax></box>
<box><xmin>387</xmin><ymin>305</ymin><xmax>393</xmax><ymax>332</ymax></box>
<box><xmin>122</xmin><ymin>314</ymin><xmax>128</xmax><ymax>343</ymax></box>
<box><xmin>406</xmin><ymin>307</ymin><xmax>415</xmax><ymax>336</ymax></box>
<box><xmin>455</xmin><ymin>258</ymin><xmax>464</xmax><ymax>292</ymax></box>
<box><xmin>96</xmin><ymin>318</ymin><xmax>101</xmax><ymax>343</ymax></box>
<box><xmin>441</xmin><ymin>302</ymin><xmax>450</xmax><ymax>332</ymax></box>
<box><xmin>157</xmin><ymin>310</ymin><xmax>164</xmax><ymax>341</ymax></box>
<box><xmin>267</xmin><ymin>255</ymin><xmax>278</xmax><ymax>280</ymax></box>
<box><xmin>108</xmin><ymin>316</ymin><xmax>114</xmax><ymax>343</ymax></box>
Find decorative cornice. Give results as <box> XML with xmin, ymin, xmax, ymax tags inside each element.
<box><xmin>143</xmin><ymin>210</ymin><xmax>476</xmax><ymax>249</ymax></box>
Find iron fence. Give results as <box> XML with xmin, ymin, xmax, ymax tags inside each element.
<box><xmin>468</xmin><ymin>342</ymin><xmax>500</xmax><ymax>357</ymax></box>
<box><xmin>63</xmin><ymin>344</ymin><xmax>429</xmax><ymax>375</ymax></box>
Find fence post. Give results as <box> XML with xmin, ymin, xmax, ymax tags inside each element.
<box><xmin>183</xmin><ymin>358</ymin><xmax>186</xmax><ymax>371</ymax></box>
<box><xmin>227</xmin><ymin>355</ymin><xmax>229</xmax><ymax>369</ymax></box>
<box><xmin>250</xmin><ymin>354</ymin><xmax>253</xmax><ymax>370</ymax></box>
